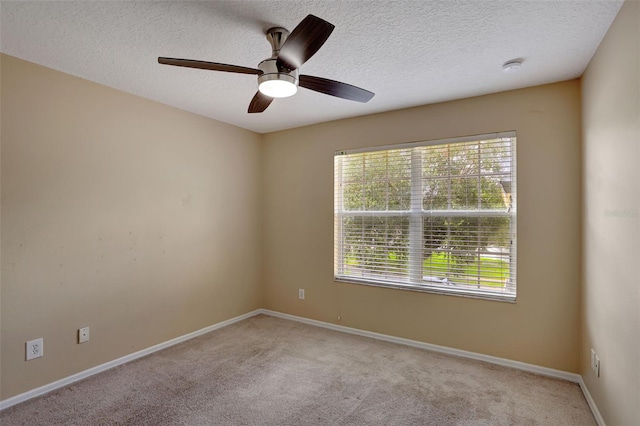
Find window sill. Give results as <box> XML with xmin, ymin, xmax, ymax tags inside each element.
<box><xmin>334</xmin><ymin>276</ymin><xmax>516</xmax><ymax>303</ymax></box>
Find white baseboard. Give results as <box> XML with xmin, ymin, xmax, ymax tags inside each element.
<box><xmin>579</xmin><ymin>376</ymin><xmax>606</xmax><ymax>426</ymax></box>
<box><xmin>0</xmin><ymin>309</ymin><xmax>262</xmax><ymax>411</ymax></box>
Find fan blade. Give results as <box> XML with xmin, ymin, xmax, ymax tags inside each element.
<box><xmin>158</xmin><ymin>57</ymin><xmax>261</xmax><ymax>75</ymax></box>
<box><xmin>248</xmin><ymin>91</ymin><xmax>274</xmax><ymax>113</ymax></box>
<box><xmin>277</xmin><ymin>15</ymin><xmax>334</xmax><ymax>71</ymax></box>
<box><xmin>299</xmin><ymin>75</ymin><xmax>374</xmax><ymax>103</ymax></box>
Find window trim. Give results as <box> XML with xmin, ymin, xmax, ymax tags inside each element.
<box><xmin>334</xmin><ymin>131</ymin><xmax>517</xmax><ymax>302</ymax></box>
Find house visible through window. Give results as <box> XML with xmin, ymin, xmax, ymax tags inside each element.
<box><xmin>334</xmin><ymin>132</ymin><xmax>517</xmax><ymax>301</ymax></box>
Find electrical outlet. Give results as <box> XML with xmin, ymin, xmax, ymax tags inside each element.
<box><xmin>78</xmin><ymin>327</ymin><xmax>90</xmax><ymax>344</ymax></box>
<box><xmin>590</xmin><ymin>348</ymin><xmax>601</xmax><ymax>377</ymax></box>
<box><xmin>298</xmin><ymin>289</ymin><xmax>305</xmax><ymax>300</ymax></box>
<box><xmin>26</xmin><ymin>338</ymin><xmax>43</xmax><ymax>361</ymax></box>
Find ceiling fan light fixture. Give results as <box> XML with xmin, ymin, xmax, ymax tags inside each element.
<box><xmin>258</xmin><ymin>74</ymin><xmax>298</xmax><ymax>98</ymax></box>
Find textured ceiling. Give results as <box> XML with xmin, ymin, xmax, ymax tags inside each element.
<box><xmin>0</xmin><ymin>0</ymin><xmax>623</xmax><ymax>133</ymax></box>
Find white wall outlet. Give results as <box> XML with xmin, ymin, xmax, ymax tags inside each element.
<box><xmin>298</xmin><ymin>289</ymin><xmax>305</xmax><ymax>300</ymax></box>
<box><xmin>590</xmin><ymin>348</ymin><xmax>601</xmax><ymax>377</ymax></box>
<box><xmin>26</xmin><ymin>338</ymin><xmax>43</xmax><ymax>360</ymax></box>
<box><xmin>78</xmin><ymin>327</ymin><xmax>90</xmax><ymax>344</ymax></box>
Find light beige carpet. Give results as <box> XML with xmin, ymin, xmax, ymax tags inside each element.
<box><xmin>1</xmin><ymin>314</ymin><xmax>595</xmax><ymax>425</ymax></box>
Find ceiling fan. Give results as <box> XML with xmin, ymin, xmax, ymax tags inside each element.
<box><xmin>158</xmin><ymin>14</ymin><xmax>374</xmax><ymax>114</ymax></box>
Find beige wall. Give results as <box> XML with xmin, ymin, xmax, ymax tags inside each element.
<box><xmin>0</xmin><ymin>54</ymin><xmax>263</xmax><ymax>399</ymax></box>
<box><xmin>262</xmin><ymin>81</ymin><xmax>582</xmax><ymax>372</ymax></box>
<box><xmin>581</xmin><ymin>1</ymin><xmax>640</xmax><ymax>424</ymax></box>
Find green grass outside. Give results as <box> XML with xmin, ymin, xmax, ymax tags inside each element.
<box><xmin>423</xmin><ymin>252</ymin><xmax>509</xmax><ymax>287</ymax></box>
<box><xmin>345</xmin><ymin>251</ymin><xmax>510</xmax><ymax>287</ymax></box>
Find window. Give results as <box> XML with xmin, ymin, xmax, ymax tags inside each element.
<box><xmin>334</xmin><ymin>132</ymin><xmax>517</xmax><ymax>301</ymax></box>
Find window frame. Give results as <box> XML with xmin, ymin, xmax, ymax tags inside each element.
<box><xmin>334</xmin><ymin>132</ymin><xmax>517</xmax><ymax>302</ymax></box>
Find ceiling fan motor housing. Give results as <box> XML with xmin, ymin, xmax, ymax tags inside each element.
<box><xmin>258</xmin><ymin>58</ymin><xmax>299</xmax><ymax>87</ymax></box>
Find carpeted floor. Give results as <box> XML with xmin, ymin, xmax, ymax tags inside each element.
<box><xmin>1</xmin><ymin>314</ymin><xmax>595</xmax><ymax>425</ymax></box>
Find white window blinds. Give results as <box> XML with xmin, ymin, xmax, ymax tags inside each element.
<box><xmin>334</xmin><ymin>132</ymin><xmax>517</xmax><ymax>301</ymax></box>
